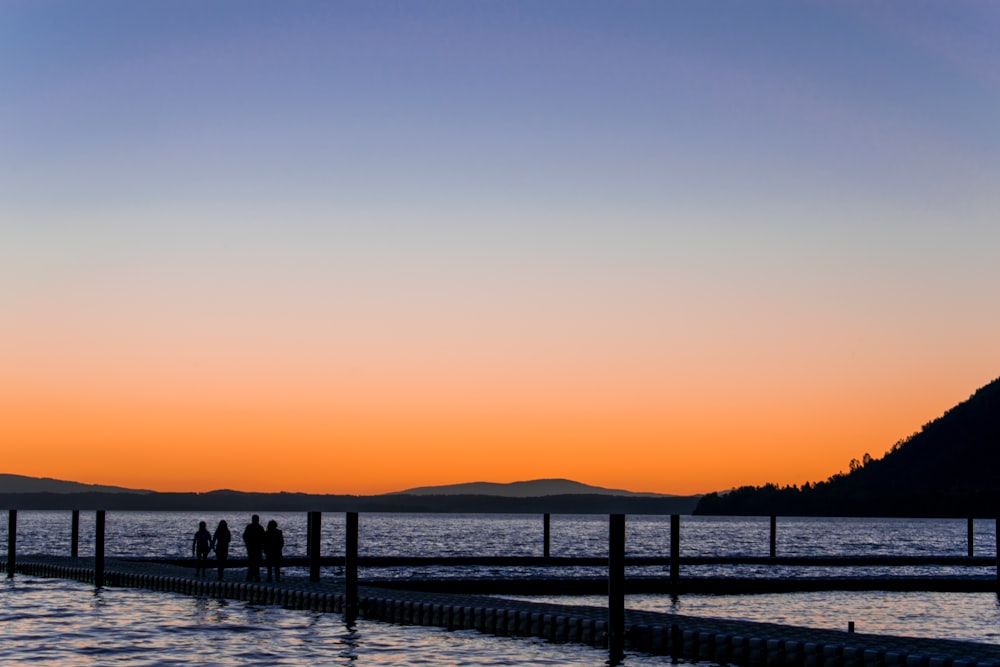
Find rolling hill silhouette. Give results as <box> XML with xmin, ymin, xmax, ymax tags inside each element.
<box><xmin>393</xmin><ymin>478</ymin><xmax>670</xmax><ymax>498</ymax></box>
<box><xmin>0</xmin><ymin>474</ymin><xmax>152</xmax><ymax>495</ymax></box>
<box><xmin>695</xmin><ymin>375</ymin><xmax>1000</xmax><ymax>517</ymax></box>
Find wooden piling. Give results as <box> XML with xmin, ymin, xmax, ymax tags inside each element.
<box><xmin>71</xmin><ymin>510</ymin><xmax>80</xmax><ymax>558</ymax></box>
<box><xmin>7</xmin><ymin>509</ymin><xmax>16</xmax><ymax>579</ymax></box>
<box><xmin>306</xmin><ymin>511</ymin><xmax>312</xmax><ymax>559</ymax></box>
<box><xmin>346</xmin><ymin>511</ymin><xmax>359</xmax><ymax>619</ymax></box>
<box><xmin>968</xmin><ymin>517</ymin><xmax>974</xmax><ymax>558</ymax></box>
<box><xmin>608</xmin><ymin>513</ymin><xmax>626</xmax><ymax>664</ymax></box>
<box><xmin>770</xmin><ymin>515</ymin><xmax>777</xmax><ymax>558</ymax></box>
<box><xmin>95</xmin><ymin>510</ymin><xmax>105</xmax><ymax>588</ymax></box>
<box><xmin>544</xmin><ymin>513</ymin><xmax>551</xmax><ymax>559</ymax></box>
<box><xmin>670</xmin><ymin>514</ymin><xmax>680</xmax><ymax>585</ymax></box>
<box><xmin>309</xmin><ymin>511</ymin><xmax>322</xmax><ymax>582</ymax></box>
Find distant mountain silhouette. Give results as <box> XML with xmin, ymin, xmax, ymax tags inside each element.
<box><xmin>695</xmin><ymin>375</ymin><xmax>1000</xmax><ymax>517</ymax></box>
<box><xmin>0</xmin><ymin>474</ymin><xmax>152</xmax><ymax>495</ymax></box>
<box><xmin>0</xmin><ymin>475</ymin><xmax>699</xmax><ymax>513</ymax></box>
<box><xmin>393</xmin><ymin>478</ymin><xmax>670</xmax><ymax>498</ymax></box>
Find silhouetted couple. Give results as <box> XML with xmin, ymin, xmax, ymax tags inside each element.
<box><xmin>191</xmin><ymin>521</ymin><xmax>232</xmax><ymax>581</ymax></box>
<box><xmin>242</xmin><ymin>514</ymin><xmax>284</xmax><ymax>582</ymax></box>
<box><xmin>192</xmin><ymin>519</ymin><xmax>232</xmax><ymax>580</ymax></box>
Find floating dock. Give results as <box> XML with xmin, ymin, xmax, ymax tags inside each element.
<box><xmin>6</xmin><ymin>554</ymin><xmax>1000</xmax><ymax>667</ymax></box>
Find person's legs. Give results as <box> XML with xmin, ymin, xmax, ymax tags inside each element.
<box><xmin>252</xmin><ymin>551</ymin><xmax>262</xmax><ymax>581</ymax></box>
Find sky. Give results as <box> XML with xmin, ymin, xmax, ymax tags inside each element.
<box><xmin>2</xmin><ymin>1</ymin><xmax>998</xmax><ymax>496</ymax></box>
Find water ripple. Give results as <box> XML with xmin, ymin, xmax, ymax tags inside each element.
<box><xmin>1</xmin><ymin>576</ymin><xmax>670</xmax><ymax>666</ymax></box>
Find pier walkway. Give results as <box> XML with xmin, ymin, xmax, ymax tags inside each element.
<box><xmin>6</xmin><ymin>555</ymin><xmax>1000</xmax><ymax>667</ymax></box>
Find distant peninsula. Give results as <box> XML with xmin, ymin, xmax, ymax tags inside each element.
<box><xmin>0</xmin><ymin>475</ymin><xmax>701</xmax><ymax>514</ymax></box>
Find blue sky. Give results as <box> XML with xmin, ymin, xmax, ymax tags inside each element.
<box><xmin>2</xmin><ymin>1</ymin><xmax>999</xmax><ymax>493</ymax></box>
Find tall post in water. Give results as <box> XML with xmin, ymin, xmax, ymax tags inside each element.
<box><xmin>309</xmin><ymin>511</ymin><xmax>322</xmax><ymax>582</ymax></box>
<box><xmin>95</xmin><ymin>510</ymin><xmax>106</xmax><ymax>587</ymax></box>
<box><xmin>306</xmin><ymin>511</ymin><xmax>312</xmax><ymax>559</ymax></box>
<box><xmin>345</xmin><ymin>512</ymin><xmax>359</xmax><ymax>620</ymax></box>
<box><xmin>7</xmin><ymin>509</ymin><xmax>16</xmax><ymax>579</ymax></box>
<box><xmin>608</xmin><ymin>514</ymin><xmax>626</xmax><ymax>665</ymax></box>
<box><xmin>670</xmin><ymin>514</ymin><xmax>680</xmax><ymax>585</ymax></box>
<box><xmin>968</xmin><ymin>518</ymin><xmax>975</xmax><ymax>558</ymax></box>
<box><xmin>770</xmin><ymin>515</ymin><xmax>777</xmax><ymax>558</ymax></box>
<box><xmin>995</xmin><ymin>517</ymin><xmax>999</xmax><ymax>592</ymax></box>
<box><xmin>71</xmin><ymin>510</ymin><xmax>80</xmax><ymax>557</ymax></box>
<box><xmin>543</xmin><ymin>513</ymin><xmax>551</xmax><ymax>558</ymax></box>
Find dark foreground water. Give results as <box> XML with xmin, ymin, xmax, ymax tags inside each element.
<box><xmin>1</xmin><ymin>575</ymin><xmax>670</xmax><ymax>666</ymax></box>
<box><xmin>3</xmin><ymin>512</ymin><xmax>1000</xmax><ymax>663</ymax></box>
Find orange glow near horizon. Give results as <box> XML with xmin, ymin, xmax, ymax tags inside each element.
<box><xmin>3</xmin><ymin>350</ymin><xmax>989</xmax><ymax>495</ymax></box>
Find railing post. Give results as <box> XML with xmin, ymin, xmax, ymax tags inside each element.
<box><xmin>345</xmin><ymin>512</ymin><xmax>358</xmax><ymax>620</ymax></box>
<box><xmin>306</xmin><ymin>511</ymin><xmax>312</xmax><ymax>559</ymax></box>
<box><xmin>608</xmin><ymin>513</ymin><xmax>626</xmax><ymax>664</ymax></box>
<box><xmin>670</xmin><ymin>514</ymin><xmax>680</xmax><ymax>585</ymax></box>
<box><xmin>309</xmin><ymin>511</ymin><xmax>322</xmax><ymax>582</ymax></box>
<box><xmin>7</xmin><ymin>509</ymin><xmax>16</xmax><ymax>579</ymax></box>
<box><xmin>993</xmin><ymin>517</ymin><xmax>1000</xmax><ymax>595</ymax></box>
<box><xmin>71</xmin><ymin>510</ymin><xmax>80</xmax><ymax>557</ymax></box>
<box><xmin>95</xmin><ymin>510</ymin><xmax>106</xmax><ymax>588</ymax></box>
<box><xmin>770</xmin><ymin>515</ymin><xmax>777</xmax><ymax>558</ymax></box>
<box><xmin>968</xmin><ymin>517</ymin><xmax>974</xmax><ymax>558</ymax></box>
<box><xmin>543</xmin><ymin>513</ymin><xmax>551</xmax><ymax>559</ymax></box>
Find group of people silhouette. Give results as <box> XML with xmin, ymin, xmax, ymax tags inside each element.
<box><xmin>192</xmin><ymin>515</ymin><xmax>284</xmax><ymax>582</ymax></box>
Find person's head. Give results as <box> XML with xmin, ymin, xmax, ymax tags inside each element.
<box><xmin>252</xmin><ymin>514</ymin><xmax>260</xmax><ymax>524</ymax></box>
<box><xmin>217</xmin><ymin>520</ymin><xmax>228</xmax><ymax>529</ymax></box>
<box><xmin>199</xmin><ymin>521</ymin><xmax>206</xmax><ymax>530</ymax></box>
<box><xmin>267</xmin><ymin>520</ymin><xmax>277</xmax><ymax>530</ymax></box>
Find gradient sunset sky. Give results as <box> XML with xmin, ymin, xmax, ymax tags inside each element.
<box><xmin>3</xmin><ymin>1</ymin><xmax>998</xmax><ymax>495</ymax></box>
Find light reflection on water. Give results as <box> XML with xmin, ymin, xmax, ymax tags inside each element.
<box><xmin>660</xmin><ymin>590</ymin><xmax>1000</xmax><ymax>645</ymax></box>
<box><xmin>1</xmin><ymin>577</ymin><xmax>672</xmax><ymax>666</ymax></box>
<box><xmin>5</xmin><ymin>512</ymin><xmax>996</xmax><ymax>558</ymax></box>
<box><xmin>501</xmin><ymin>591</ymin><xmax>1000</xmax><ymax>645</ymax></box>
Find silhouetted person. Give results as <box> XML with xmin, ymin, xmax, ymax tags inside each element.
<box><xmin>213</xmin><ymin>520</ymin><xmax>232</xmax><ymax>581</ymax></box>
<box><xmin>192</xmin><ymin>521</ymin><xmax>212</xmax><ymax>577</ymax></box>
<box><xmin>242</xmin><ymin>514</ymin><xmax>266</xmax><ymax>582</ymax></box>
<box><xmin>264</xmin><ymin>519</ymin><xmax>284</xmax><ymax>583</ymax></box>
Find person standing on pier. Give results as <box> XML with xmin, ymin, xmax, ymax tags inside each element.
<box><xmin>242</xmin><ymin>515</ymin><xmax>266</xmax><ymax>582</ymax></box>
<box><xmin>192</xmin><ymin>521</ymin><xmax>213</xmax><ymax>577</ymax></box>
<box><xmin>264</xmin><ymin>519</ymin><xmax>284</xmax><ymax>583</ymax></box>
<box><xmin>212</xmin><ymin>520</ymin><xmax>231</xmax><ymax>581</ymax></box>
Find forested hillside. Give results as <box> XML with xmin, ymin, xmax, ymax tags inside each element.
<box><xmin>695</xmin><ymin>376</ymin><xmax>1000</xmax><ymax>517</ymax></box>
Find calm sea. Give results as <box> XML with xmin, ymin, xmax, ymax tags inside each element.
<box><xmin>3</xmin><ymin>512</ymin><xmax>1000</xmax><ymax>665</ymax></box>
